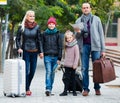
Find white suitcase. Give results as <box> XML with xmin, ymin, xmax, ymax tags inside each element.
<box><xmin>3</xmin><ymin>58</ymin><xmax>26</xmax><ymax>97</ymax></box>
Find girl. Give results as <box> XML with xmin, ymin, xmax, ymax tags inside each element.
<box><xmin>59</xmin><ymin>30</ymin><xmax>80</xmax><ymax>96</ymax></box>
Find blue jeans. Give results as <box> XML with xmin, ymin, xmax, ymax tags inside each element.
<box><xmin>81</xmin><ymin>44</ymin><xmax>101</xmax><ymax>92</ymax></box>
<box><xmin>44</xmin><ymin>56</ymin><xmax>58</xmax><ymax>92</ymax></box>
<box><xmin>23</xmin><ymin>51</ymin><xmax>38</xmax><ymax>91</ymax></box>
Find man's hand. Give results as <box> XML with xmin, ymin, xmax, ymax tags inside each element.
<box><xmin>101</xmin><ymin>52</ymin><xmax>106</xmax><ymax>58</ymax></box>
<box><xmin>74</xmin><ymin>28</ymin><xmax>81</xmax><ymax>33</ymax></box>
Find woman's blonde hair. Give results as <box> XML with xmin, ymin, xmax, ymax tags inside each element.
<box><xmin>21</xmin><ymin>10</ymin><xmax>35</xmax><ymax>31</ymax></box>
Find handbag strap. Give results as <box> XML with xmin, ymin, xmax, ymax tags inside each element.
<box><xmin>100</xmin><ymin>57</ymin><xmax>114</xmax><ymax>68</ymax></box>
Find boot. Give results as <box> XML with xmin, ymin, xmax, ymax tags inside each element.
<box><xmin>73</xmin><ymin>91</ymin><xmax>77</xmax><ymax>96</ymax></box>
<box><xmin>59</xmin><ymin>91</ymin><xmax>67</xmax><ymax>96</ymax></box>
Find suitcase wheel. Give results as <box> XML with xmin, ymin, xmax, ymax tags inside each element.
<box><xmin>68</xmin><ymin>90</ymin><xmax>71</xmax><ymax>93</ymax></box>
<box><xmin>11</xmin><ymin>94</ymin><xmax>15</xmax><ymax>98</ymax></box>
<box><xmin>21</xmin><ymin>93</ymin><xmax>26</xmax><ymax>97</ymax></box>
<box><xmin>4</xmin><ymin>93</ymin><xmax>6</xmax><ymax>96</ymax></box>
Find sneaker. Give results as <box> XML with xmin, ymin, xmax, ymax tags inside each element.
<box><xmin>59</xmin><ymin>92</ymin><xmax>67</xmax><ymax>96</ymax></box>
<box><xmin>51</xmin><ymin>93</ymin><xmax>55</xmax><ymax>96</ymax></box>
<box><xmin>82</xmin><ymin>90</ymin><xmax>89</xmax><ymax>96</ymax></box>
<box><xmin>45</xmin><ymin>91</ymin><xmax>51</xmax><ymax>96</ymax></box>
<box><xmin>95</xmin><ymin>90</ymin><xmax>101</xmax><ymax>95</ymax></box>
<box><xmin>73</xmin><ymin>92</ymin><xmax>77</xmax><ymax>96</ymax></box>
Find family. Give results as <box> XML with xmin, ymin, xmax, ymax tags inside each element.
<box><xmin>15</xmin><ymin>2</ymin><xmax>105</xmax><ymax>97</ymax></box>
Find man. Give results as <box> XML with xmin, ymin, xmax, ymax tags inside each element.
<box><xmin>75</xmin><ymin>3</ymin><xmax>106</xmax><ymax>96</ymax></box>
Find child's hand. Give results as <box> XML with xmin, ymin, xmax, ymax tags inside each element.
<box><xmin>39</xmin><ymin>53</ymin><xmax>44</xmax><ymax>59</ymax></box>
<box><xmin>57</xmin><ymin>60</ymin><xmax>60</xmax><ymax>65</ymax></box>
<box><xmin>73</xmin><ymin>66</ymin><xmax>77</xmax><ymax>69</ymax></box>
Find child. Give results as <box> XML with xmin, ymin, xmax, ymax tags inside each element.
<box><xmin>59</xmin><ymin>30</ymin><xmax>80</xmax><ymax>96</ymax></box>
<box><xmin>41</xmin><ymin>17</ymin><xmax>62</xmax><ymax>96</ymax></box>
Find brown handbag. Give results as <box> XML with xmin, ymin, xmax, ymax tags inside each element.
<box><xmin>93</xmin><ymin>57</ymin><xmax>116</xmax><ymax>83</ymax></box>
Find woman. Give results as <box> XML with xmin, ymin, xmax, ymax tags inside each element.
<box><xmin>16</xmin><ymin>10</ymin><xmax>43</xmax><ymax>96</ymax></box>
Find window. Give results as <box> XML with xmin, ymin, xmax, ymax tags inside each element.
<box><xmin>107</xmin><ymin>23</ymin><xmax>117</xmax><ymax>37</ymax></box>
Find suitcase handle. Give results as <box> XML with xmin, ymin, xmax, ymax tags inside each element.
<box><xmin>100</xmin><ymin>57</ymin><xmax>106</xmax><ymax>66</ymax></box>
<box><xmin>61</xmin><ymin>64</ymin><xmax>65</xmax><ymax>73</ymax></box>
<box><xmin>18</xmin><ymin>53</ymin><xmax>23</xmax><ymax>59</ymax></box>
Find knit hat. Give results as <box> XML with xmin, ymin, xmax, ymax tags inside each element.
<box><xmin>47</xmin><ymin>17</ymin><xmax>57</xmax><ymax>25</ymax></box>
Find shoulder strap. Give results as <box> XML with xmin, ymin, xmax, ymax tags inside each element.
<box><xmin>81</xmin><ymin>18</ymin><xmax>84</xmax><ymax>22</ymax></box>
<box><xmin>91</xmin><ymin>15</ymin><xmax>94</xmax><ymax>24</ymax></box>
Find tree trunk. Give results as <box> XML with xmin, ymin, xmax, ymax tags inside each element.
<box><xmin>0</xmin><ymin>22</ymin><xmax>2</xmax><ymax>73</ymax></box>
<box><xmin>5</xmin><ymin>22</ymin><xmax>15</xmax><ymax>59</ymax></box>
<box><xmin>104</xmin><ymin>12</ymin><xmax>111</xmax><ymax>38</ymax></box>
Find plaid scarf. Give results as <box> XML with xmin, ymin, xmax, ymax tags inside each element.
<box><xmin>81</xmin><ymin>13</ymin><xmax>92</xmax><ymax>32</ymax></box>
<box><xmin>25</xmin><ymin>20</ymin><xmax>37</xmax><ymax>29</ymax></box>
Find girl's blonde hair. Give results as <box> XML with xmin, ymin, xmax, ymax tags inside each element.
<box><xmin>63</xmin><ymin>30</ymin><xmax>75</xmax><ymax>58</ymax></box>
<box><xmin>64</xmin><ymin>30</ymin><xmax>75</xmax><ymax>41</ymax></box>
<box><xmin>21</xmin><ymin>10</ymin><xmax>35</xmax><ymax>31</ymax></box>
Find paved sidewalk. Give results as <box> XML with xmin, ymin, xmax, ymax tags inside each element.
<box><xmin>0</xmin><ymin>58</ymin><xmax>120</xmax><ymax>103</ymax></box>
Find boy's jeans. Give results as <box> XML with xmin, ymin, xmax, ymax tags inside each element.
<box><xmin>81</xmin><ymin>44</ymin><xmax>101</xmax><ymax>92</ymax></box>
<box><xmin>44</xmin><ymin>56</ymin><xmax>58</xmax><ymax>92</ymax></box>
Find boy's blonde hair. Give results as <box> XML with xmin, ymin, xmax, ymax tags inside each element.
<box><xmin>21</xmin><ymin>10</ymin><xmax>35</xmax><ymax>31</ymax></box>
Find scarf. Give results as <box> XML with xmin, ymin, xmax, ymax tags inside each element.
<box><xmin>66</xmin><ymin>39</ymin><xmax>77</xmax><ymax>47</ymax></box>
<box><xmin>45</xmin><ymin>28</ymin><xmax>58</xmax><ymax>35</ymax></box>
<box><xmin>81</xmin><ymin>13</ymin><xmax>92</xmax><ymax>32</ymax></box>
<box><xmin>25</xmin><ymin>20</ymin><xmax>37</xmax><ymax>29</ymax></box>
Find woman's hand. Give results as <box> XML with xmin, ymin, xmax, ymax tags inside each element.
<box><xmin>18</xmin><ymin>48</ymin><xmax>23</xmax><ymax>53</ymax></box>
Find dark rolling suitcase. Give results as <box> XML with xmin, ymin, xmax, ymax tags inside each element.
<box><xmin>72</xmin><ymin>71</ymin><xmax>83</xmax><ymax>92</ymax></box>
<box><xmin>93</xmin><ymin>57</ymin><xmax>116</xmax><ymax>83</ymax></box>
<box><xmin>61</xmin><ymin>66</ymin><xmax>83</xmax><ymax>92</ymax></box>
